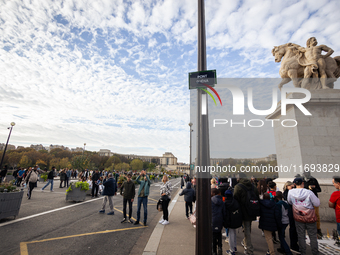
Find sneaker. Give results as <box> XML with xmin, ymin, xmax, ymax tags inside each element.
<box><xmin>222</xmin><ymin>232</ymin><xmax>227</xmax><ymax>237</ymax></box>
<box><xmin>159</xmin><ymin>219</ymin><xmax>165</xmax><ymax>224</ymax></box>
<box><xmin>162</xmin><ymin>220</ymin><xmax>169</xmax><ymax>225</ymax></box>
<box><xmin>266</xmin><ymin>251</ymin><xmax>270</xmax><ymax>255</ymax></box>
<box><xmin>107</xmin><ymin>211</ymin><xmax>115</xmax><ymax>215</ymax></box>
<box><xmin>290</xmin><ymin>248</ymin><xmax>301</xmax><ymax>255</ymax></box>
<box><xmin>241</xmin><ymin>241</ymin><xmax>245</xmax><ymax>248</ymax></box>
<box><xmin>143</xmin><ymin>222</ymin><xmax>147</xmax><ymax>226</ymax></box>
<box><xmin>128</xmin><ymin>218</ymin><xmax>134</xmax><ymax>224</ymax></box>
<box><xmin>41</xmin><ymin>188</ymin><xmax>44</xmax><ymax>192</ymax></box>
<box><xmin>121</xmin><ymin>218</ymin><xmax>127</xmax><ymax>223</ymax></box>
<box><xmin>50</xmin><ymin>190</ymin><xmax>54</xmax><ymax>192</ymax></box>
<box><xmin>99</xmin><ymin>210</ymin><xmax>105</xmax><ymax>213</ymax></box>
<box><xmin>133</xmin><ymin>221</ymin><xmax>140</xmax><ymax>225</ymax></box>
<box><xmin>226</xmin><ymin>250</ymin><xmax>236</xmax><ymax>255</ymax></box>
<box><xmin>225</xmin><ymin>238</ymin><xmax>229</xmax><ymax>243</ymax></box>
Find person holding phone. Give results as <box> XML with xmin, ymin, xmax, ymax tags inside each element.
<box><xmin>134</xmin><ymin>170</ymin><xmax>151</xmax><ymax>226</ymax></box>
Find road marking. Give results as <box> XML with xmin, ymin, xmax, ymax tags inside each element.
<box><xmin>20</xmin><ymin>226</ymin><xmax>146</xmax><ymax>255</ymax></box>
<box><xmin>0</xmin><ymin>197</ymin><xmax>103</xmax><ymax>228</ymax></box>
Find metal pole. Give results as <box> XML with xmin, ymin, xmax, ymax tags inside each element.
<box><xmin>0</xmin><ymin>123</ymin><xmax>15</xmax><ymax>171</ymax></box>
<box><xmin>189</xmin><ymin>122</ymin><xmax>193</xmax><ymax>177</ymax></box>
<box><xmin>196</xmin><ymin>0</ymin><xmax>211</xmax><ymax>254</ymax></box>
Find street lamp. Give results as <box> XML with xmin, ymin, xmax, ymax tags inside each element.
<box><xmin>83</xmin><ymin>143</ymin><xmax>86</xmax><ymax>155</ymax></box>
<box><xmin>188</xmin><ymin>122</ymin><xmax>193</xmax><ymax>178</ymax></box>
<box><xmin>0</xmin><ymin>122</ymin><xmax>16</xmax><ymax>171</ymax></box>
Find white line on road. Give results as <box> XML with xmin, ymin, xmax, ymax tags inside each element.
<box><xmin>0</xmin><ymin>197</ymin><xmax>103</xmax><ymax>228</ymax></box>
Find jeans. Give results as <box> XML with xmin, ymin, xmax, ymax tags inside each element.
<box><xmin>229</xmin><ymin>228</ymin><xmax>237</xmax><ymax>252</ymax></box>
<box><xmin>42</xmin><ymin>179</ymin><xmax>54</xmax><ymax>191</ymax></box>
<box><xmin>137</xmin><ymin>196</ymin><xmax>148</xmax><ymax>223</ymax></box>
<box><xmin>185</xmin><ymin>201</ymin><xmax>193</xmax><ymax>217</ymax></box>
<box><xmin>92</xmin><ymin>184</ymin><xmax>99</xmax><ymax>197</ymax></box>
<box><xmin>295</xmin><ymin>221</ymin><xmax>319</xmax><ymax>255</ymax></box>
<box><xmin>337</xmin><ymin>222</ymin><xmax>340</xmax><ymax>236</ymax></box>
<box><xmin>243</xmin><ymin>221</ymin><xmax>254</xmax><ymax>254</ymax></box>
<box><xmin>28</xmin><ymin>182</ymin><xmax>35</xmax><ymax>198</ymax></box>
<box><xmin>101</xmin><ymin>195</ymin><xmax>114</xmax><ymax>212</ymax></box>
<box><xmin>278</xmin><ymin>224</ymin><xmax>292</xmax><ymax>255</ymax></box>
<box><xmin>123</xmin><ymin>198</ymin><xmax>133</xmax><ymax>219</ymax></box>
<box><xmin>162</xmin><ymin>198</ymin><xmax>170</xmax><ymax>221</ymax></box>
<box><xmin>212</xmin><ymin>231</ymin><xmax>222</xmax><ymax>253</ymax></box>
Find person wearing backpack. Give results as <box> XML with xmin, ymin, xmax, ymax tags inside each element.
<box><xmin>211</xmin><ymin>188</ymin><xmax>224</xmax><ymax>255</ymax></box>
<box><xmin>224</xmin><ymin>189</ymin><xmax>242</xmax><ymax>255</ymax></box>
<box><xmin>23</xmin><ymin>167</ymin><xmax>38</xmax><ymax>200</ymax></box>
<box><xmin>179</xmin><ymin>182</ymin><xmax>195</xmax><ymax>219</ymax></box>
<box><xmin>233</xmin><ymin>178</ymin><xmax>260</xmax><ymax>255</ymax></box>
<box><xmin>287</xmin><ymin>177</ymin><xmax>320</xmax><ymax>255</ymax></box>
<box><xmin>259</xmin><ymin>193</ymin><xmax>280</xmax><ymax>255</ymax></box>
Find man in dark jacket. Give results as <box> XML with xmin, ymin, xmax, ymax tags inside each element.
<box><xmin>99</xmin><ymin>173</ymin><xmax>117</xmax><ymax>215</ymax></box>
<box><xmin>0</xmin><ymin>165</ymin><xmax>8</xmax><ymax>183</ymax></box>
<box><xmin>259</xmin><ymin>193</ymin><xmax>280</xmax><ymax>255</ymax></box>
<box><xmin>92</xmin><ymin>169</ymin><xmax>101</xmax><ymax>198</ymax></box>
<box><xmin>179</xmin><ymin>182</ymin><xmax>195</xmax><ymax>218</ymax></box>
<box><xmin>41</xmin><ymin>167</ymin><xmax>56</xmax><ymax>192</ymax></box>
<box><xmin>211</xmin><ymin>188</ymin><xmax>224</xmax><ymax>255</ymax></box>
<box><xmin>233</xmin><ymin>178</ymin><xmax>259</xmax><ymax>255</ymax></box>
<box><xmin>120</xmin><ymin>173</ymin><xmax>135</xmax><ymax>223</ymax></box>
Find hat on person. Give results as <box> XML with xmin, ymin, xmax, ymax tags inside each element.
<box><xmin>293</xmin><ymin>177</ymin><xmax>303</xmax><ymax>185</ymax></box>
<box><xmin>224</xmin><ymin>189</ymin><xmax>233</xmax><ymax>197</ymax></box>
<box><xmin>294</xmin><ymin>174</ymin><xmax>302</xmax><ymax>178</ymax></box>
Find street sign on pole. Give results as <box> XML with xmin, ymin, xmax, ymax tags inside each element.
<box><xmin>190</xmin><ymin>164</ymin><xmax>195</xmax><ymax>170</ymax></box>
<box><xmin>189</xmin><ymin>69</ymin><xmax>216</xmax><ymax>89</ymax></box>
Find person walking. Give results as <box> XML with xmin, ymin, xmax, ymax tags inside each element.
<box><xmin>65</xmin><ymin>168</ymin><xmax>71</xmax><ymax>188</ymax></box>
<box><xmin>180</xmin><ymin>175</ymin><xmax>184</xmax><ymax>189</ymax></box>
<box><xmin>134</xmin><ymin>170</ymin><xmax>151</xmax><ymax>226</ymax></box>
<box><xmin>41</xmin><ymin>166</ymin><xmax>56</xmax><ymax>192</ymax></box>
<box><xmin>0</xmin><ymin>165</ymin><xmax>8</xmax><ymax>183</ymax></box>
<box><xmin>16</xmin><ymin>167</ymin><xmax>25</xmax><ymax>187</ymax></box>
<box><xmin>23</xmin><ymin>167</ymin><xmax>38</xmax><ymax>199</ymax></box>
<box><xmin>288</xmin><ymin>177</ymin><xmax>320</xmax><ymax>255</ymax></box>
<box><xmin>159</xmin><ymin>175</ymin><xmax>172</xmax><ymax>225</ymax></box>
<box><xmin>59</xmin><ymin>169</ymin><xmax>66</xmax><ymax>188</ymax></box>
<box><xmin>99</xmin><ymin>173</ymin><xmax>117</xmax><ymax>215</ymax></box>
<box><xmin>120</xmin><ymin>173</ymin><xmax>135</xmax><ymax>223</ymax></box>
<box><xmin>179</xmin><ymin>181</ymin><xmax>195</xmax><ymax>219</ymax></box>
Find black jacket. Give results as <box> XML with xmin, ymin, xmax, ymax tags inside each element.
<box><xmin>233</xmin><ymin>178</ymin><xmax>259</xmax><ymax>221</ymax></box>
<box><xmin>102</xmin><ymin>178</ymin><xmax>117</xmax><ymax>196</ymax></box>
<box><xmin>258</xmin><ymin>199</ymin><xmax>280</xmax><ymax>232</ymax></box>
<box><xmin>211</xmin><ymin>195</ymin><xmax>224</xmax><ymax>232</ymax></box>
<box><xmin>224</xmin><ymin>196</ymin><xmax>243</xmax><ymax>229</ymax></box>
<box><xmin>120</xmin><ymin>180</ymin><xmax>136</xmax><ymax>199</ymax></box>
<box><xmin>48</xmin><ymin>170</ymin><xmax>55</xmax><ymax>180</ymax></box>
<box><xmin>179</xmin><ymin>182</ymin><xmax>195</xmax><ymax>202</ymax></box>
<box><xmin>304</xmin><ymin>177</ymin><xmax>321</xmax><ymax>197</ymax></box>
<box><xmin>92</xmin><ymin>172</ymin><xmax>101</xmax><ymax>184</ymax></box>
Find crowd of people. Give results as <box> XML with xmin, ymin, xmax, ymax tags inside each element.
<box><xmin>201</xmin><ymin>173</ymin><xmax>340</xmax><ymax>255</ymax></box>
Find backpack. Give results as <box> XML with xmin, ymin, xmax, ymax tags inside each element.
<box><xmin>223</xmin><ymin>198</ymin><xmax>243</xmax><ymax>229</ymax></box>
<box><xmin>29</xmin><ymin>171</ymin><xmax>38</xmax><ymax>183</ymax></box>
<box><xmin>238</xmin><ymin>183</ymin><xmax>260</xmax><ymax>217</ymax></box>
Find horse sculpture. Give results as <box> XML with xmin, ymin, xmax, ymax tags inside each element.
<box><xmin>272</xmin><ymin>43</ymin><xmax>340</xmax><ymax>90</ymax></box>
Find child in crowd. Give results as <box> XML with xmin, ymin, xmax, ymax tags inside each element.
<box><xmin>224</xmin><ymin>189</ymin><xmax>242</xmax><ymax>255</ymax></box>
<box><xmin>179</xmin><ymin>182</ymin><xmax>195</xmax><ymax>219</ymax></box>
<box><xmin>211</xmin><ymin>188</ymin><xmax>224</xmax><ymax>255</ymax></box>
<box><xmin>275</xmin><ymin>191</ymin><xmax>293</xmax><ymax>255</ymax></box>
<box><xmin>259</xmin><ymin>193</ymin><xmax>280</xmax><ymax>255</ymax></box>
<box><xmin>267</xmin><ymin>181</ymin><xmax>277</xmax><ymax>200</ymax></box>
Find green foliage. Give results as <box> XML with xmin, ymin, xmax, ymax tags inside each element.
<box><xmin>40</xmin><ymin>173</ymin><xmax>48</xmax><ymax>182</ymax></box>
<box><xmin>66</xmin><ymin>181</ymin><xmax>90</xmax><ymax>193</ymax></box>
<box><xmin>71</xmin><ymin>155</ymin><xmax>90</xmax><ymax>171</ymax></box>
<box><xmin>19</xmin><ymin>155</ymin><xmax>32</xmax><ymax>168</ymax></box>
<box><xmin>115</xmin><ymin>162</ymin><xmax>130</xmax><ymax>171</ymax></box>
<box><xmin>130</xmin><ymin>159</ymin><xmax>143</xmax><ymax>171</ymax></box>
<box><xmin>0</xmin><ymin>181</ymin><xmax>18</xmax><ymax>193</ymax></box>
<box><xmin>104</xmin><ymin>156</ymin><xmax>121</xmax><ymax>168</ymax></box>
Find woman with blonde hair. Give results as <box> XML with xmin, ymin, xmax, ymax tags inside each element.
<box><xmin>159</xmin><ymin>175</ymin><xmax>173</xmax><ymax>225</ymax></box>
<box><xmin>211</xmin><ymin>178</ymin><xmax>218</xmax><ymax>189</ymax></box>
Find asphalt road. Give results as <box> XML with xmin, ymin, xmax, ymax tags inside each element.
<box><xmin>0</xmin><ymin>178</ymin><xmax>181</xmax><ymax>255</ymax></box>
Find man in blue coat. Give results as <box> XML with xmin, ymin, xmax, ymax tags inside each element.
<box><xmin>99</xmin><ymin>173</ymin><xmax>117</xmax><ymax>215</ymax></box>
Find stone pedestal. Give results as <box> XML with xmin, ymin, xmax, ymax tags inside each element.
<box><xmin>267</xmin><ymin>89</ymin><xmax>340</xmax><ymax>221</ymax></box>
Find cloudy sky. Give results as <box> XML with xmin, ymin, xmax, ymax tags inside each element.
<box><xmin>1</xmin><ymin>0</ymin><xmax>340</xmax><ymax>163</ymax></box>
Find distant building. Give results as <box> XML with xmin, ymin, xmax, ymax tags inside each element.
<box><xmin>47</xmin><ymin>144</ymin><xmax>69</xmax><ymax>152</ymax></box>
<box><xmin>160</xmin><ymin>152</ymin><xmax>177</xmax><ymax>165</ymax></box>
<box><xmin>30</xmin><ymin>144</ymin><xmax>45</xmax><ymax>151</ymax></box>
<box><xmin>71</xmin><ymin>147</ymin><xmax>84</xmax><ymax>153</ymax></box>
<box><xmin>99</xmin><ymin>149</ymin><xmax>114</xmax><ymax>157</ymax></box>
<box><xmin>210</xmin><ymin>154</ymin><xmax>277</xmax><ymax>165</ymax></box>
<box><xmin>0</xmin><ymin>143</ymin><xmax>15</xmax><ymax>151</ymax></box>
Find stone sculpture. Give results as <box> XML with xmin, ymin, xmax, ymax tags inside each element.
<box><xmin>272</xmin><ymin>37</ymin><xmax>340</xmax><ymax>90</ymax></box>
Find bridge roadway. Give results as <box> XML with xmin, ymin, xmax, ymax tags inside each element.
<box><xmin>0</xmin><ymin>178</ymin><xmax>180</xmax><ymax>255</ymax></box>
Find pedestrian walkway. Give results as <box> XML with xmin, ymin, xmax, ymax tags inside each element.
<box><xmin>144</xmin><ymin>187</ymin><xmax>340</xmax><ymax>255</ymax></box>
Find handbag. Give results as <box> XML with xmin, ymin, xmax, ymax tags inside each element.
<box><xmin>292</xmin><ymin>204</ymin><xmax>317</xmax><ymax>223</ymax></box>
<box><xmin>157</xmin><ymin>198</ymin><xmax>163</xmax><ymax>212</ymax></box>
<box><xmin>189</xmin><ymin>212</ymin><xmax>196</xmax><ymax>225</ymax></box>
